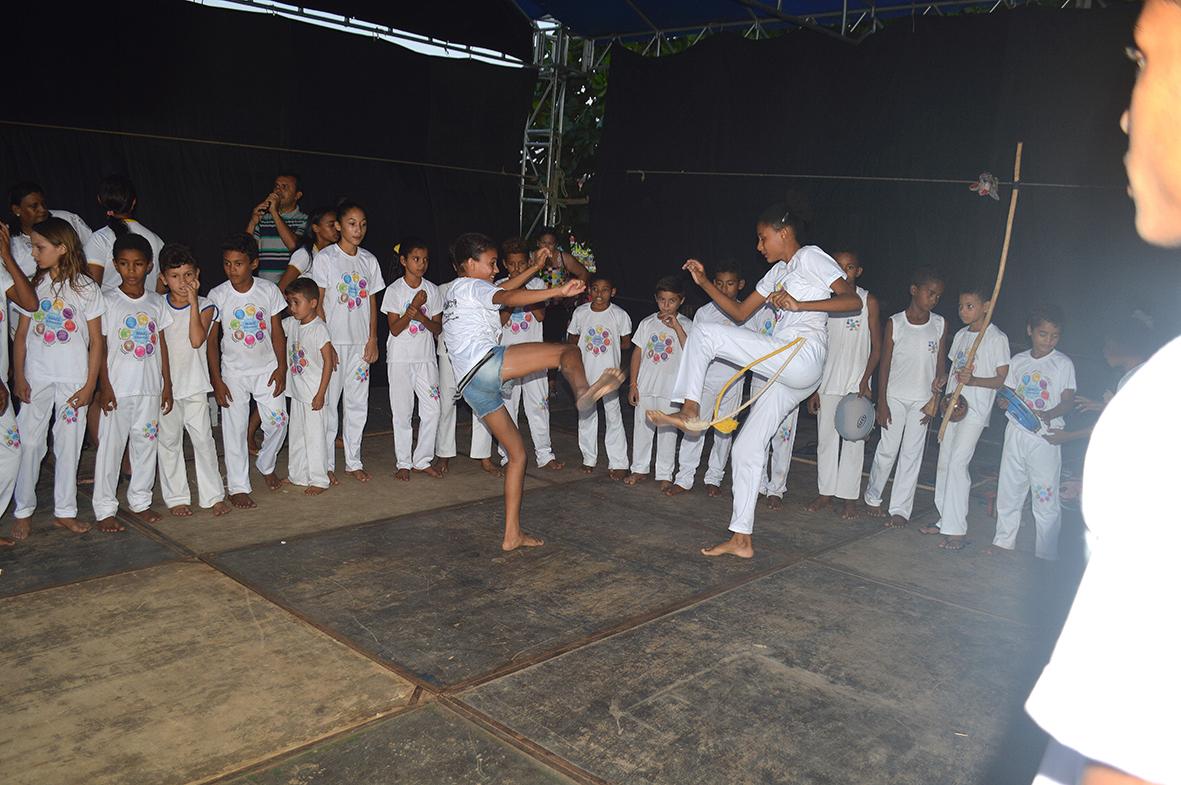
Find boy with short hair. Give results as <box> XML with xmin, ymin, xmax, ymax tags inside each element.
<box><xmin>567</xmin><ymin>273</ymin><xmax>632</xmax><ymax>479</ymax></box>
<box><xmin>157</xmin><ymin>244</ymin><xmax>229</xmax><ymax>517</ymax></box>
<box><xmin>207</xmin><ymin>233</ymin><xmax>288</xmax><ymax>508</ymax></box>
<box><xmin>92</xmin><ymin>234</ymin><xmax>173</xmax><ymax>532</ymax></box>
<box><xmin>283</xmin><ymin>277</ymin><xmax>334</xmax><ymax>494</ymax></box>
<box><xmin>625</xmin><ymin>276</ymin><xmax>692</xmax><ymax>490</ymax></box>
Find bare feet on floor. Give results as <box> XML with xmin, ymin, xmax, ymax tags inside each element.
<box><xmin>608</xmin><ymin>469</ymin><xmax>628</xmax><ymax>481</ymax></box>
<box><xmin>93</xmin><ymin>517</ymin><xmax>124</xmax><ymax>533</ymax></box>
<box><xmin>211</xmin><ymin>501</ymin><xmax>232</xmax><ymax>516</ymax></box>
<box><xmin>479</xmin><ymin>458</ymin><xmax>504</xmax><ymax>477</ymax></box>
<box><xmin>865</xmin><ymin>504</ymin><xmax>887</xmax><ymax>519</ymax></box>
<box><xmin>766</xmin><ymin>495</ymin><xmax>783</xmax><ymax>511</ymax></box>
<box><xmin>304</xmin><ymin>486</ymin><xmax>327</xmax><ymax>495</ymax></box>
<box><xmin>917</xmin><ymin>524</ymin><xmax>941</xmax><ymax>535</ymax></box>
<box><xmin>839</xmin><ymin>500</ymin><xmax>859</xmax><ymax>520</ymax></box>
<box><xmin>131</xmin><ymin>507</ymin><xmax>162</xmax><ymax>524</ymax></box>
<box><xmin>664</xmin><ymin>484</ymin><xmax>689</xmax><ymax>497</ymax></box>
<box><xmin>12</xmin><ymin>518</ymin><xmax>31</xmax><ymax>539</ymax></box>
<box><xmin>884</xmin><ymin>514</ymin><xmax>908</xmax><ymax>529</ymax></box>
<box><xmin>229</xmin><ymin>492</ymin><xmax>257</xmax><ymax>509</ymax></box>
<box><xmin>623</xmin><ymin>473</ymin><xmax>647</xmax><ymax>486</ymax></box>
<box><xmin>57</xmin><ymin>517</ymin><xmax>93</xmax><ymax>534</ymax></box>
<box><xmin>415</xmin><ymin>466</ymin><xmax>444</xmax><ymax>479</ymax></box>
<box><xmin>984</xmin><ymin>545</ymin><xmax>1013</xmax><ymax>556</ymax></box>
<box><xmin>705</xmin><ymin>484</ymin><xmax>721</xmax><ymax>498</ymax></box>
<box><xmin>395</xmin><ymin>468</ymin><xmax>411</xmax><ymax>481</ymax></box>
<box><xmin>502</xmin><ymin>532</ymin><xmax>544</xmax><ymax>551</ymax></box>
<box><xmin>346</xmin><ymin>469</ymin><xmax>371</xmax><ymax>483</ymax></box>
<box><xmin>658</xmin><ymin>480</ymin><xmax>673</xmax><ymax>493</ymax></box>
<box><xmin>435</xmin><ymin>457</ymin><xmax>450</xmax><ymax>475</ymax></box>
<box><xmin>327</xmin><ymin>471</ymin><xmax>340</xmax><ymax>486</ymax></box>
<box><xmin>0</xmin><ymin>536</ymin><xmax>14</xmax><ymax>548</ymax></box>
<box><xmin>170</xmin><ymin>505</ymin><xmax>193</xmax><ymax>518</ymax></box>
<box><xmin>576</xmin><ymin>368</ymin><xmax>626</xmax><ymax>412</ymax></box>
<box><xmin>539</xmin><ymin>459</ymin><xmax>564</xmax><ymax>471</ymax></box>
<box><xmin>264</xmin><ymin>473</ymin><xmax>285</xmax><ymax>490</ymax></box>
<box><xmin>701</xmin><ymin>532</ymin><xmax>754</xmax><ymax>558</ymax></box>
<box><xmin>939</xmin><ymin>535</ymin><xmax>969</xmax><ymax>551</ymax></box>
<box><xmin>805</xmin><ymin>495</ymin><xmax>833</xmax><ymax>513</ymax></box>
<box><xmin>580</xmin><ymin>464</ymin><xmax>594</xmax><ymax>474</ymax></box>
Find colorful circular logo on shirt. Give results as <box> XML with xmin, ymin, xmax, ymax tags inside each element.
<box><xmin>1017</xmin><ymin>371</ymin><xmax>1051</xmax><ymax>410</ymax></box>
<box><xmin>757</xmin><ymin>314</ymin><xmax>775</xmax><ymax>336</ymax></box>
<box><xmin>3</xmin><ymin>425</ymin><xmax>19</xmax><ymax>449</ymax></box>
<box><xmin>584</xmin><ymin>326</ymin><xmax>612</xmax><ymax>355</ymax></box>
<box><xmin>777</xmin><ymin>420</ymin><xmax>794</xmax><ymax>443</ymax></box>
<box><xmin>1034</xmin><ymin>484</ymin><xmax>1054</xmax><ymax>504</ymax></box>
<box><xmin>404</xmin><ymin>301</ymin><xmax>429</xmax><ymax>335</ymax></box>
<box><xmin>338</xmin><ymin>272</ymin><xmax>368</xmax><ymax>310</ymax></box>
<box><xmin>118</xmin><ymin>312</ymin><xmax>158</xmax><ymax>358</ymax></box>
<box><xmin>508</xmin><ymin>309</ymin><xmax>533</xmax><ymax>333</ymax></box>
<box><xmin>845</xmin><ymin>318</ymin><xmax>861</xmax><ymax>331</ymax></box>
<box><xmin>61</xmin><ymin>405</ymin><xmax>79</xmax><ymax>424</ymax></box>
<box><xmin>229</xmin><ymin>304</ymin><xmax>268</xmax><ymax>347</ymax></box>
<box><xmin>289</xmin><ymin>343</ymin><xmax>309</xmax><ymax>375</ymax></box>
<box><xmin>539</xmin><ymin>266</ymin><xmax>568</xmax><ymax>288</ymax></box>
<box><xmin>143</xmin><ymin>420</ymin><xmax>159</xmax><ymax>442</ymax></box>
<box><xmin>354</xmin><ymin>363</ymin><xmax>369</xmax><ymax>382</ymax></box>
<box><xmin>644</xmin><ymin>332</ymin><xmax>675</xmax><ymax>364</ymax></box>
<box><xmin>32</xmin><ymin>297</ymin><xmax>78</xmax><ymax>345</ymax></box>
<box><xmin>267</xmin><ymin>409</ymin><xmax>288</xmax><ymax>429</ymax></box>
<box><xmin>429</xmin><ymin>384</ymin><xmax>441</xmax><ymax>401</ymax></box>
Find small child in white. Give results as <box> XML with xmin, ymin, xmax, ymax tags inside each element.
<box><xmin>567</xmin><ymin>274</ymin><xmax>632</xmax><ymax>479</ymax></box>
<box><xmin>283</xmin><ymin>278</ymin><xmax>334</xmax><ymax>494</ymax></box>
<box><xmin>625</xmin><ymin>276</ymin><xmax>691</xmax><ymax>490</ymax></box>
<box><xmin>207</xmin><ymin>233</ymin><xmax>289</xmax><ymax>508</ymax></box>
<box><xmin>381</xmin><ymin>237</ymin><xmax>443</xmax><ymax>480</ymax></box>
<box><xmin>156</xmin><ymin>244</ymin><xmax>229</xmax><ymax>517</ymax></box>
<box><xmin>310</xmin><ymin>199</ymin><xmax>385</xmax><ymax>483</ymax></box>
<box><xmin>991</xmin><ymin>304</ymin><xmax>1075</xmax><ymax>559</ymax></box>
<box><xmin>92</xmin><ymin>234</ymin><xmax>173</xmax><ymax>532</ymax></box>
<box><xmin>0</xmin><ymin>223</ymin><xmax>39</xmax><ymax>545</ymax></box>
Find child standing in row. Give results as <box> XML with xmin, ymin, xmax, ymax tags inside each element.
<box><xmin>283</xmin><ymin>278</ymin><xmax>334</xmax><ymax>494</ymax></box>
<box><xmin>381</xmin><ymin>237</ymin><xmax>443</xmax><ymax>480</ymax></box>
<box><xmin>156</xmin><ymin>244</ymin><xmax>229</xmax><ymax>517</ymax></box>
<box><xmin>0</xmin><ymin>224</ymin><xmax>39</xmax><ymax>544</ymax></box>
<box><xmin>568</xmin><ymin>274</ymin><xmax>632</xmax><ymax>479</ymax></box>
<box><xmin>920</xmin><ymin>284</ymin><xmax>1010</xmax><ymax>549</ymax></box>
<box><xmin>92</xmin><ymin>235</ymin><xmax>172</xmax><ymax>532</ymax></box>
<box><xmin>11</xmin><ymin>218</ymin><xmax>105</xmax><ymax>538</ymax></box>
<box><xmin>864</xmin><ymin>268</ymin><xmax>947</xmax><ymax>528</ymax></box>
<box><xmin>991</xmin><ymin>305</ymin><xmax>1074</xmax><ymax>559</ymax></box>
<box><xmin>805</xmin><ymin>251</ymin><xmax>880</xmax><ymax>519</ymax></box>
<box><xmin>83</xmin><ymin>174</ymin><xmax>165</xmax><ymax>290</ymax></box>
<box><xmin>208</xmin><ymin>233</ymin><xmax>288</xmax><ymax>508</ymax></box>
<box><xmin>311</xmin><ymin>200</ymin><xmax>385</xmax><ymax>483</ymax></box>
<box><xmin>626</xmin><ymin>277</ymin><xmax>692</xmax><ymax>489</ymax></box>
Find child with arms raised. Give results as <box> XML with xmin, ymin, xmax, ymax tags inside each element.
<box><xmin>0</xmin><ymin>223</ymin><xmax>39</xmax><ymax>545</ymax></box>
<box><xmin>443</xmin><ymin>233</ymin><xmax>621</xmax><ymax>550</ymax></box>
<box><xmin>283</xmin><ymin>278</ymin><xmax>334</xmax><ymax>494</ymax></box>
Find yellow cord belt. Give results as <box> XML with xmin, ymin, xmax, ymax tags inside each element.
<box><xmin>682</xmin><ymin>336</ymin><xmax>806</xmax><ymax>433</ymax></box>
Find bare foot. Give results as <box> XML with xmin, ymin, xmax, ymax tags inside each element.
<box><xmin>705</xmin><ymin>484</ymin><xmax>721</xmax><ymax>498</ymax></box>
<box><xmin>701</xmin><ymin>532</ymin><xmax>754</xmax><ymax>558</ymax></box>
<box><xmin>131</xmin><ymin>507</ymin><xmax>162</xmax><ymax>524</ymax></box>
<box><xmin>479</xmin><ymin>458</ymin><xmax>504</xmax><ymax>478</ymax></box>
<box><xmin>540</xmin><ymin>459</ymin><xmax>564</xmax><ymax>471</ymax></box>
<box><xmin>0</xmin><ymin>536</ymin><xmax>15</xmax><ymax>548</ymax></box>
<box><xmin>623</xmin><ymin>473</ymin><xmax>647</xmax><ymax>486</ymax></box>
<box><xmin>917</xmin><ymin>524</ymin><xmax>942</xmax><ymax>535</ymax></box>
<box><xmin>57</xmin><ymin>517</ymin><xmax>94</xmax><ymax>534</ymax></box>
<box><xmin>502</xmin><ymin>532</ymin><xmax>545</xmax><ymax>551</ymax></box>
<box><xmin>805</xmin><ymin>495</ymin><xmax>833</xmax><ymax>513</ymax></box>
<box><xmin>327</xmin><ymin>471</ymin><xmax>340</xmax><ymax>486</ymax></box>
<box><xmin>347</xmin><ymin>469</ymin><xmax>371</xmax><ymax>483</ymax></box>
<box><xmin>230</xmin><ymin>492</ymin><xmax>257</xmax><ymax>509</ymax></box>
<box><xmin>839</xmin><ymin>500</ymin><xmax>859</xmax><ymax>520</ymax></box>
<box><xmin>984</xmin><ymin>545</ymin><xmax>1014</xmax><ymax>556</ymax></box>
<box><xmin>865</xmin><ymin>504</ymin><xmax>887</xmax><ymax>519</ymax></box>
<box><xmin>92</xmin><ymin>517</ymin><xmax>123</xmax><ymax>533</ymax></box>
<box><xmin>435</xmin><ymin>457</ymin><xmax>450</xmax><ymax>475</ymax></box>
<box><xmin>608</xmin><ymin>469</ymin><xmax>628</xmax><ymax>481</ymax></box>
<box><xmin>766</xmin><ymin>495</ymin><xmax>783</xmax><ymax>511</ymax></box>
<box><xmin>645</xmin><ymin>409</ymin><xmax>694</xmax><ymax>432</ymax></box>
<box><xmin>665</xmin><ymin>484</ymin><xmax>690</xmax><ymax>497</ymax></box>
<box><xmin>939</xmin><ymin>535</ymin><xmax>969</xmax><ymax>551</ymax></box>
<box><xmin>414</xmin><ymin>466</ymin><xmax>444</xmax><ymax>479</ymax></box>
<box><xmin>211</xmin><ymin>501</ymin><xmax>232</xmax><ymax>516</ymax></box>
<box><xmin>884</xmin><ymin>515</ymin><xmax>908</xmax><ymax>529</ymax></box>
<box><xmin>304</xmin><ymin>486</ymin><xmax>327</xmax><ymax>496</ymax></box>
<box><xmin>170</xmin><ymin>505</ymin><xmax>194</xmax><ymax>518</ymax></box>
<box><xmin>580</xmin><ymin>464</ymin><xmax>594</xmax><ymax>474</ymax></box>
<box><xmin>576</xmin><ymin>368</ymin><xmax>625</xmax><ymax>412</ymax></box>
<box><xmin>395</xmin><ymin>468</ymin><xmax>411</xmax><ymax>481</ymax></box>
<box><xmin>264</xmin><ymin>473</ymin><xmax>285</xmax><ymax>491</ymax></box>
<box><xmin>12</xmin><ymin>518</ymin><xmax>31</xmax><ymax>540</ymax></box>
<box><xmin>248</xmin><ymin>432</ymin><xmax>262</xmax><ymax>456</ymax></box>
<box><xmin>658</xmin><ymin>480</ymin><xmax>673</xmax><ymax>493</ymax></box>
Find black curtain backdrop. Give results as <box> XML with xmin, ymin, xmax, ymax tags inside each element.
<box><xmin>592</xmin><ymin>5</ymin><xmax>1180</xmax><ymax>389</ymax></box>
<box><xmin>0</xmin><ymin>0</ymin><xmax>534</xmax><ymax>382</ymax></box>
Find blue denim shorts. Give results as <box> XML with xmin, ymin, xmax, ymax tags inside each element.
<box><xmin>459</xmin><ymin>346</ymin><xmax>510</xmax><ymax>418</ymax></box>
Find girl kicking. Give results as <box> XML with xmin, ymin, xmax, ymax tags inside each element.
<box><xmin>648</xmin><ymin>204</ymin><xmax>860</xmax><ymax>558</ymax></box>
<box><xmin>443</xmin><ymin>233</ymin><xmax>622</xmax><ymax>551</ymax></box>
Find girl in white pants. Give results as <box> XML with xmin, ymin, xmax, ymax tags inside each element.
<box><xmin>10</xmin><ymin>217</ymin><xmax>105</xmax><ymax>538</ymax></box>
<box><xmin>310</xmin><ymin>201</ymin><xmax>386</xmax><ymax>482</ymax></box>
<box><xmin>0</xmin><ymin>227</ymin><xmax>40</xmax><ymax>542</ymax></box>
<box><xmin>649</xmin><ymin>204</ymin><xmax>860</xmax><ymax>558</ymax></box>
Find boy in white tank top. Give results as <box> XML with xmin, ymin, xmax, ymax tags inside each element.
<box><xmin>863</xmin><ymin>268</ymin><xmax>948</xmax><ymax>527</ymax></box>
<box><xmin>804</xmin><ymin>251</ymin><xmax>881</xmax><ymax>519</ymax></box>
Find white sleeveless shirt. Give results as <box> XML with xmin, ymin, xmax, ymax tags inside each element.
<box><xmin>818</xmin><ymin>286</ymin><xmax>871</xmax><ymax>396</ymax></box>
<box><xmin>886</xmin><ymin>310</ymin><xmax>944</xmax><ymax>402</ymax></box>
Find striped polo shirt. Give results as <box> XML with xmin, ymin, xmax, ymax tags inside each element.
<box><xmin>253</xmin><ymin>208</ymin><xmax>308</xmax><ymax>273</ymax></box>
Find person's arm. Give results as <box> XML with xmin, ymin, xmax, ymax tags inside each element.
<box><xmin>313</xmin><ymin>341</ymin><xmax>332</xmax><ymax>411</ymax></box>
<box><xmin>664</xmin><ymin>314</ymin><xmax>689</xmax><ymax>347</ymax></box>
<box><xmin>0</xmin><ymin>224</ymin><xmax>36</xmax><ymax>311</ymax></box>
<box><xmin>159</xmin><ymin>337</ymin><xmax>173</xmax><ymax>415</ymax></box>
<box><xmin>958</xmin><ymin>362</ymin><xmax>1007</xmax><ymax>390</ymax></box>
<box><xmin>628</xmin><ymin>336</ymin><xmax>643</xmax><ymax>406</ymax></box>
<box><xmin>88</xmin><ymin>262</ymin><xmax>105</xmax><ymax>286</ymax></box>
<box><xmin>934</xmin><ymin>323</ymin><xmax>950</xmax><ymax>391</ymax></box>
<box><xmin>559</xmin><ymin>249</ymin><xmax>590</xmax><ymax>283</ymax></box>
<box><xmin>277</xmin><ymin>263</ymin><xmax>303</xmax><ymax>294</ymax></box>
<box><xmin>1038</xmin><ymin>389</ymin><xmax>1076</xmax><ymax>424</ymax></box>
<box><xmin>269</xmin><ymin>315</ymin><xmax>287</xmax><ymax>396</ymax></box>
<box><xmin>766</xmin><ymin>276</ymin><xmax>861</xmax><ymax>315</ymax></box>
<box><xmin>387</xmin><ymin>290</ymin><xmax>425</xmax><ymax>337</ymax></box>
<box><xmin>620</xmin><ymin>333</ymin><xmax>633</xmax><ymax>352</ymax></box>
<box><xmin>876</xmin><ymin>320</ymin><xmax>894</xmax><ymax>427</ymax></box>
<box><xmin>1081</xmin><ymin>763</ymin><xmax>1155</xmax><ymax>785</ymax></box>
<box><xmin>315</xmin><ymin>287</ymin><xmax>327</xmax><ymax>322</ymax></box>
<box><xmin>270</xmin><ymin>206</ymin><xmax>300</xmax><ymax>253</ymax></box>
<box><xmin>74</xmin><ymin>318</ymin><xmax>104</xmax><ymax>411</ymax></box>
<box><xmin>246</xmin><ymin>194</ymin><xmax>273</xmax><ymax>235</ymax></box>
<box><xmin>858</xmin><ymin>293</ymin><xmax>882</xmax><ymax>398</ymax></box>
<box><xmin>500</xmin><ymin>254</ymin><xmax>548</xmax><ymax>291</ymax></box>
<box><xmin>191</xmin><ymin>302</ymin><xmax>215</xmax><ymax>349</ymax></box>
<box><xmin>494</xmin><ymin>277</ymin><xmax>583</xmax><ymax>308</ymax></box>
<box><xmin>421</xmin><ymin>311</ymin><xmax>442</xmax><ymax>337</ymax></box>
<box><xmin>12</xmin><ymin>314</ymin><xmax>32</xmax><ymax>403</ymax></box>
<box><xmin>362</xmin><ymin>294</ymin><xmax>379</xmax><ymax>364</ymax></box>
<box><xmin>207</xmin><ymin>321</ymin><xmax>231</xmax><ymax>407</ymax></box>
<box><xmin>684</xmin><ymin>259</ymin><xmax>766</xmax><ymax>323</ymax></box>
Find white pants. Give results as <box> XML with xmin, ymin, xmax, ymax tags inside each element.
<box><xmin>14</xmin><ymin>382</ymin><xmax>87</xmax><ymax>518</ymax></box>
<box><xmin>388</xmin><ymin>361</ymin><xmax>440</xmax><ymax>471</ymax></box>
<box><xmin>471</xmin><ymin>409</ymin><xmax>494</xmax><ymax>460</ymax></box>
<box><xmin>578</xmin><ymin>391</ymin><xmax>628</xmax><ymax>470</ymax></box>
<box><xmin>92</xmin><ymin>394</ymin><xmax>161</xmax><ymax>519</ymax></box>
<box><xmin>288</xmin><ymin>400</ymin><xmax>329</xmax><ymax>489</ymax></box>
<box><xmin>630</xmin><ymin>394</ymin><xmax>679</xmax><ymax>479</ymax></box>
<box><xmin>493</xmin><ymin>371</ymin><xmax>556</xmax><ymax>467</ymax></box>
<box><xmin>816</xmin><ymin>392</ymin><xmax>866</xmax><ymax>500</ymax></box>
<box><xmin>158</xmin><ymin>393</ymin><xmax>225</xmax><ymax>509</ymax></box>
<box><xmin>933</xmin><ymin>418</ymin><xmax>986</xmax><ymax>536</ymax></box>
<box><xmin>436</xmin><ymin>350</ymin><xmax>457</xmax><ymax>458</ymax></box>
<box><xmin>221</xmin><ymin>371</ymin><xmax>287</xmax><ymax>495</ymax></box>
<box><xmin>760</xmin><ymin>408</ymin><xmax>800</xmax><ymax>498</ymax></box>
<box><xmin>864</xmin><ymin>396</ymin><xmax>928</xmax><ymax>519</ymax></box>
<box><xmin>672</xmin><ymin>368</ymin><xmax>741</xmax><ymax>490</ymax></box>
<box><xmin>325</xmin><ymin>344</ymin><xmax>369</xmax><ymax>472</ymax></box>
<box><xmin>994</xmin><ymin>426</ymin><xmax>1061</xmax><ymax>559</ymax></box>
<box><xmin>0</xmin><ymin>404</ymin><xmax>20</xmax><ymax>518</ymax></box>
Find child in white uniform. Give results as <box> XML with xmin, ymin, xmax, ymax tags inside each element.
<box><xmin>208</xmin><ymin>233</ymin><xmax>289</xmax><ymax>507</ymax></box>
<box><xmin>567</xmin><ymin>274</ymin><xmax>632</xmax><ymax>478</ymax></box>
<box><xmin>11</xmin><ymin>217</ymin><xmax>105</xmax><ymax>538</ymax></box>
<box><xmin>381</xmin><ymin>237</ymin><xmax>443</xmax><ymax>480</ymax></box>
<box><xmin>920</xmin><ymin>284</ymin><xmax>1010</xmax><ymax>549</ymax></box>
<box><xmin>650</xmin><ymin>204</ymin><xmax>861</xmax><ymax>559</ymax></box>
<box><xmin>991</xmin><ymin>305</ymin><xmax>1075</xmax><ymax>559</ymax></box>
<box><xmin>283</xmin><ymin>278</ymin><xmax>334</xmax><ymax>494</ymax></box>
<box><xmin>805</xmin><ymin>251</ymin><xmax>881</xmax><ymax>519</ymax></box>
<box><xmin>157</xmin><ymin>244</ymin><xmax>229</xmax><ymax>518</ymax></box>
<box><xmin>310</xmin><ymin>200</ymin><xmax>385</xmax><ymax>482</ymax></box>
<box><xmin>625</xmin><ymin>276</ymin><xmax>692</xmax><ymax>490</ymax></box>
<box><xmin>82</xmin><ymin>175</ymin><xmax>164</xmax><ymax>290</ymax></box>
<box><xmin>0</xmin><ymin>223</ymin><xmax>39</xmax><ymax>543</ymax></box>
<box><xmin>92</xmin><ymin>235</ymin><xmax>172</xmax><ymax>532</ymax></box>
<box><xmin>864</xmin><ymin>268</ymin><xmax>947</xmax><ymax>528</ymax></box>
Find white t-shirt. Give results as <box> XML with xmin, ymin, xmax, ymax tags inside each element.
<box><xmin>746</xmin><ymin>303</ymin><xmax>779</xmax><ymax>338</ymax></box>
<box><xmin>753</xmin><ymin>246</ymin><xmax>845</xmax><ymax>343</ymax></box>
<box><xmin>101</xmin><ymin>288</ymin><xmax>173</xmax><ymax>397</ymax></box>
<box><xmin>634</xmin><ymin>312</ymin><xmax>693</xmax><ymax>398</ymax></box>
<box><xmin>442</xmin><ymin>277</ymin><xmax>503</xmax><ymax>380</ymax></box>
<box><xmin>1025</xmin><ymin>335</ymin><xmax>1181</xmax><ymax>785</ymax></box>
<box><xmin>162</xmin><ymin>295</ymin><xmax>216</xmax><ymax>400</ymax></box>
<box><xmin>498</xmin><ymin>276</ymin><xmax>547</xmax><ymax>346</ymax></box>
<box><xmin>10</xmin><ymin>209</ymin><xmax>93</xmax><ymax>277</ymax></box>
<box><xmin>282</xmin><ymin>316</ymin><xmax>331</xmax><ymax>403</ymax></box>
<box><xmin>0</xmin><ymin>264</ymin><xmax>12</xmax><ymax>378</ymax></box>
<box><xmin>567</xmin><ymin>302</ymin><xmax>633</xmax><ymax>378</ymax></box>
<box><xmin>947</xmin><ymin>323</ymin><xmax>1010</xmax><ymax>427</ymax></box>
<box><xmin>287</xmin><ymin>245</ymin><xmax>319</xmax><ymax>277</ymax></box>
<box><xmin>819</xmin><ymin>286</ymin><xmax>872</xmax><ymax>396</ymax></box>
<box><xmin>1004</xmin><ymin>349</ymin><xmax>1077</xmax><ymax>432</ymax></box>
<box><xmin>381</xmin><ymin>277</ymin><xmax>442</xmax><ymax>363</ymax></box>
<box><xmin>15</xmin><ymin>275</ymin><xmax>105</xmax><ymax>386</ymax></box>
<box><xmin>83</xmin><ymin>220</ymin><xmax>165</xmax><ymax>291</ymax></box>
<box><xmin>886</xmin><ymin>310</ymin><xmax>945</xmax><ymax>402</ymax></box>
<box><xmin>207</xmin><ymin>278</ymin><xmax>287</xmax><ymax>376</ymax></box>
<box><xmin>310</xmin><ymin>243</ymin><xmax>386</xmax><ymax>346</ymax></box>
